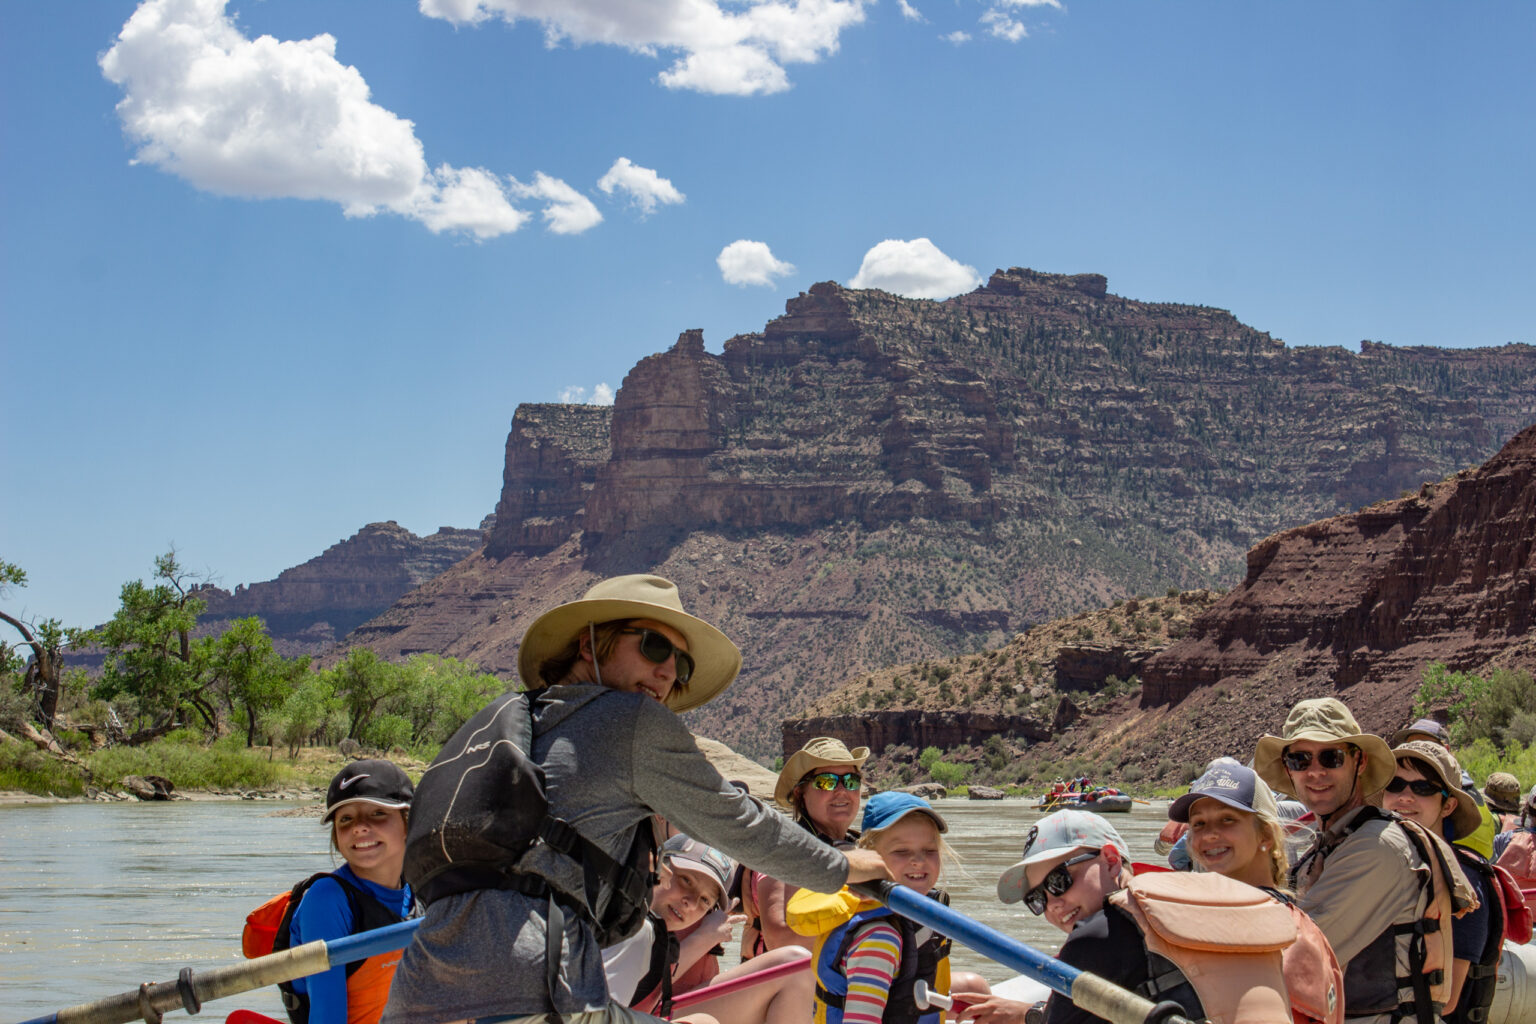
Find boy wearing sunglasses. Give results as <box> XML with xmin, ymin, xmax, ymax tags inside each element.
<box><xmin>383</xmin><ymin>575</ymin><xmax>893</xmax><ymax>1024</ymax></box>
<box><xmin>1255</xmin><ymin>698</ymin><xmax>1476</xmax><ymax>1024</ymax></box>
<box><xmin>958</xmin><ymin>810</ymin><xmax>1205</xmax><ymax>1024</ymax></box>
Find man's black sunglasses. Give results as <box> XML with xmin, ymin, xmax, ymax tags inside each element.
<box><xmin>618</xmin><ymin>628</ymin><xmax>694</xmax><ymax>686</ymax></box>
<box><xmin>1385</xmin><ymin>776</ymin><xmax>1446</xmax><ymax>798</ymax></box>
<box><xmin>1281</xmin><ymin>747</ymin><xmax>1354</xmax><ymax>772</ymax></box>
<box><xmin>1024</xmin><ymin>852</ymin><xmax>1098</xmax><ymax>915</ymax></box>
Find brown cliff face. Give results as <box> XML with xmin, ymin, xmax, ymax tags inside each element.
<box><xmin>1140</xmin><ymin>423</ymin><xmax>1536</xmax><ymax>741</ymax></box>
<box><xmin>349</xmin><ymin>269</ymin><xmax>1536</xmax><ymax>758</ymax></box>
<box><xmin>784</xmin><ymin>710</ymin><xmax>1052</xmax><ymax>755</ymax></box>
<box><xmin>196</xmin><ymin>521</ymin><xmax>483</xmax><ymax>650</ymax></box>
<box><xmin>486</xmin><ymin>405</ymin><xmax>611</xmax><ymax>557</ymax></box>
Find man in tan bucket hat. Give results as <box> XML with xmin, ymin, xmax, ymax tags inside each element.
<box><xmin>1255</xmin><ymin>697</ymin><xmax>1474</xmax><ymax>1024</ymax></box>
<box><xmin>384</xmin><ymin>576</ymin><xmax>893</xmax><ymax>1024</ymax></box>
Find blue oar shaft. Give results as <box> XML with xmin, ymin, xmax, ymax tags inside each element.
<box><xmin>851</xmin><ymin>882</ymin><xmax>1192</xmax><ymax>1024</ymax></box>
<box><xmin>14</xmin><ymin>919</ymin><xmax>421</xmax><ymax>1024</ymax></box>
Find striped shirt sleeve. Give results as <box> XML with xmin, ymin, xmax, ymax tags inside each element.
<box><xmin>839</xmin><ymin>919</ymin><xmax>903</xmax><ymax>1024</ymax></box>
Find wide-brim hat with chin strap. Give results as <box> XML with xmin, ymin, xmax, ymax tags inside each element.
<box><xmin>1254</xmin><ymin>697</ymin><xmax>1396</xmax><ymax>799</ymax></box>
<box><xmin>774</xmin><ymin>736</ymin><xmax>871</xmax><ymax>809</ymax></box>
<box><xmin>1385</xmin><ymin>740</ymin><xmax>1483</xmax><ymax>840</ymax></box>
<box><xmin>1482</xmin><ymin>772</ymin><xmax>1522</xmax><ymax>814</ymax></box>
<box><xmin>516</xmin><ymin>574</ymin><xmax>742</xmax><ymax>714</ymax></box>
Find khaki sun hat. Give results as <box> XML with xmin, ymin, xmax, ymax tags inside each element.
<box><xmin>1254</xmin><ymin>697</ymin><xmax>1396</xmax><ymax>799</ymax></box>
<box><xmin>1484</xmin><ymin>772</ymin><xmax>1522</xmax><ymax>815</ymax></box>
<box><xmin>516</xmin><ymin>575</ymin><xmax>742</xmax><ymax>714</ymax></box>
<box><xmin>1386</xmin><ymin>740</ymin><xmax>1482</xmax><ymax>840</ymax></box>
<box><xmin>774</xmin><ymin>737</ymin><xmax>870</xmax><ymax>809</ymax></box>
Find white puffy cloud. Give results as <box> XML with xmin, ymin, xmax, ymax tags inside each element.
<box><xmin>897</xmin><ymin>1</ymin><xmax>925</xmax><ymax>22</ymax></box>
<box><xmin>848</xmin><ymin>239</ymin><xmax>981</xmax><ymax>300</ymax></box>
<box><xmin>511</xmin><ymin>173</ymin><xmax>603</xmax><ymax>234</ymax></box>
<box><xmin>100</xmin><ymin>0</ymin><xmax>526</xmax><ymax>237</ymax></box>
<box><xmin>980</xmin><ymin>0</ymin><xmax>1061</xmax><ymax>43</ymax></box>
<box><xmin>717</xmin><ymin>240</ymin><xmax>796</xmax><ymax>287</ymax></box>
<box><xmin>943</xmin><ymin>30</ymin><xmax>972</xmax><ymax>45</ymax></box>
<box><xmin>558</xmin><ymin>383</ymin><xmax>616</xmax><ymax>405</ymax></box>
<box><xmin>980</xmin><ymin>10</ymin><xmax>1027</xmax><ymax>42</ymax></box>
<box><xmin>417</xmin><ymin>0</ymin><xmax>870</xmax><ymax>96</ymax></box>
<box><xmin>597</xmin><ymin>158</ymin><xmax>685</xmax><ymax>216</ymax></box>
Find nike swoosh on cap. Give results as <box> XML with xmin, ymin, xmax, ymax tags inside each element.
<box><xmin>339</xmin><ymin>773</ymin><xmax>369</xmax><ymax>790</ymax></box>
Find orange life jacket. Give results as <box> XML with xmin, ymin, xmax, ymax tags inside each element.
<box><xmin>1109</xmin><ymin>872</ymin><xmax>1295</xmax><ymax>1024</ymax></box>
<box><xmin>1274</xmin><ymin>900</ymin><xmax>1343</xmax><ymax>1024</ymax></box>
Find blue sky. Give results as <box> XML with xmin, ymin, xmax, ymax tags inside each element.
<box><xmin>3</xmin><ymin>0</ymin><xmax>1533</xmax><ymax>632</ymax></box>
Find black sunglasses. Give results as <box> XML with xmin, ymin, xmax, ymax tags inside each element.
<box><xmin>618</xmin><ymin>628</ymin><xmax>694</xmax><ymax>686</ymax></box>
<box><xmin>1281</xmin><ymin>747</ymin><xmax>1354</xmax><ymax>772</ymax></box>
<box><xmin>1385</xmin><ymin>777</ymin><xmax>1446</xmax><ymax>798</ymax></box>
<box><xmin>803</xmin><ymin>771</ymin><xmax>862</xmax><ymax>793</ymax></box>
<box><xmin>1023</xmin><ymin>852</ymin><xmax>1098</xmax><ymax>915</ymax></box>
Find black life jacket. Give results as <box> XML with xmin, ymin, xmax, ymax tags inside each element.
<box><xmin>1444</xmin><ymin>846</ymin><xmax>1504</xmax><ymax>1024</ymax></box>
<box><xmin>272</xmin><ymin>872</ymin><xmax>405</xmax><ymax>1024</ymax></box>
<box><xmin>403</xmin><ymin>688</ymin><xmax>656</xmax><ymax>943</ymax></box>
<box><xmin>403</xmin><ymin>688</ymin><xmax>658</xmax><ymax>1020</ymax></box>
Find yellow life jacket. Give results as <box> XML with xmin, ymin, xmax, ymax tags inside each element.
<box><xmin>1109</xmin><ymin>872</ymin><xmax>1296</xmax><ymax>1024</ymax></box>
<box><xmin>787</xmin><ymin>887</ymin><xmax>951</xmax><ymax>1024</ymax></box>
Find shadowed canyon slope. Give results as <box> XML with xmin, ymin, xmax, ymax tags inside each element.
<box><xmin>347</xmin><ymin>269</ymin><xmax>1536</xmax><ymax>758</ymax></box>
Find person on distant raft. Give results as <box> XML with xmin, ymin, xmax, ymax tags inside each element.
<box><xmin>1171</xmin><ymin>759</ymin><xmax>1343</xmax><ymax>1024</ymax></box>
<box><xmin>1254</xmin><ymin>698</ymin><xmax>1476</xmax><ymax>1024</ymax></box>
<box><xmin>381</xmin><ymin>575</ymin><xmax>892</xmax><ymax>1024</ymax></box>
<box><xmin>739</xmin><ymin>737</ymin><xmax>869</xmax><ymax>960</ymax></box>
<box><xmin>287</xmin><ymin>759</ymin><xmax>416</xmax><ymax>1024</ymax></box>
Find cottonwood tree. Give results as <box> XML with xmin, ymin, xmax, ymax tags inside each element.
<box><xmin>0</xmin><ymin>559</ymin><xmax>70</xmax><ymax>730</ymax></box>
<box><xmin>83</xmin><ymin>550</ymin><xmax>220</xmax><ymax>742</ymax></box>
<box><xmin>207</xmin><ymin>617</ymin><xmax>310</xmax><ymax>747</ymax></box>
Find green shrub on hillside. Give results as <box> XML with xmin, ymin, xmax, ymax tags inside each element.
<box><xmin>0</xmin><ymin>743</ymin><xmax>86</xmax><ymax>796</ymax></box>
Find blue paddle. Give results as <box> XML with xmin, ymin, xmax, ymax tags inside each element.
<box><xmin>850</xmin><ymin>880</ymin><xmax>1195</xmax><ymax>1024</ymax></box>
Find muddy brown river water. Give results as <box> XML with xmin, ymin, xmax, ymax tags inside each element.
<box><xmin>0</xmin><ymin>797</ymin><xmax>1175</xmax><ymax>1020</ymax></box>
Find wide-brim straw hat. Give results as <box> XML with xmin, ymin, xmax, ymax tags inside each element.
<box><xmin>1254</xmin><ymin>697</ymin><xmax>1396</xmax><ymax>799</ymax></box>
<box><xmin>774</xmin><ymin>736</ymin><xmax>870</xmax><ymax>809</ymax></box>
<box><xmin>1387</xmin><ymin>740</ymin><xmax>1482</xmax><ymax>840</ymax></box>
<box><xmin>516</xmin><ymin>575</ymin><xmax>741</xmax><ymax>714</ymax></box>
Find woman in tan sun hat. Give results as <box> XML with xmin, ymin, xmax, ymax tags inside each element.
<box><xmin>737</xmin><ymin>737</ymin><xmax>872</xmax><ymax>959</ymax></box>
<box><xmin>1381</xmin><ymin>740</ymin><xmax>1500</xmax><ymax>1023</ymax></box>
<box><xmin>384</xmin><ymin>577</ymin><xmax>894</xmax><ymax>1024</ymax></box>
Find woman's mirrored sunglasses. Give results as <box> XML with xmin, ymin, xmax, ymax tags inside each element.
<box><xmin>617</xmin><ymin>628</ymin><xmax>695</xmax><ymax>686</ymax></box>
<box><xmin>804</xmin><ymin>771</ymin><xmax>862</xmax><ymax>793</ymax></box>
<box><xmin>1024</xmin><ymin>851</ymin><xmax>1099</xmax><ymax>915</ymax></box>
<box><xmin>1281</xmin><ymin>747</ymin><xmax>1353</xmax><ymax>772</ymax></box>
<box><xmin>1385</xmin><ymin>777</ymin><xmax>1446</xmax><ymax>797</ymax></box>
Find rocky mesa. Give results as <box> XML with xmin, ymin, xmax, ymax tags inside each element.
<box><xmin>348</xmin><ymin>268</ymin><xmax>1536</xmax><ymax>758</ymax></box>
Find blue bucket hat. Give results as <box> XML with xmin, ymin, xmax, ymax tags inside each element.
<box><xmin>861</xmin><ymin>792</ymin><xmax>948</xmax><ymax>835</ymax></box>
<box><xmin>1169</xmin><ymin>760</ymin><xmax>1279</xmax><ymax>823</ymax></box>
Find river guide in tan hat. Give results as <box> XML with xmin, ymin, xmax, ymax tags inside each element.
<box><xmin>1258</xmin><ymin>696</ymin><xmax>1476</xmax><ymax>1024</ymax></box>
<box><xmin>518</xmin><ymin>573</ymin><xmax>743</xmax><ymax>713</ymax></box>
<box><xmin>1254</xmin><ymin>696</ymin><xmax>1396</xmax><ymax>806</ymax></box>
<box><xmin>383</xmin><ymin>576</ymin><xmax>894</xmax><ymax>1024</ymax></box>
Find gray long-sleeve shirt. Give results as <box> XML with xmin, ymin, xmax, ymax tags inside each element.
<box><xmin>382</xmin><ymin>683</ymin><xmax>848</xmax><ymax>1023</ymax></box>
